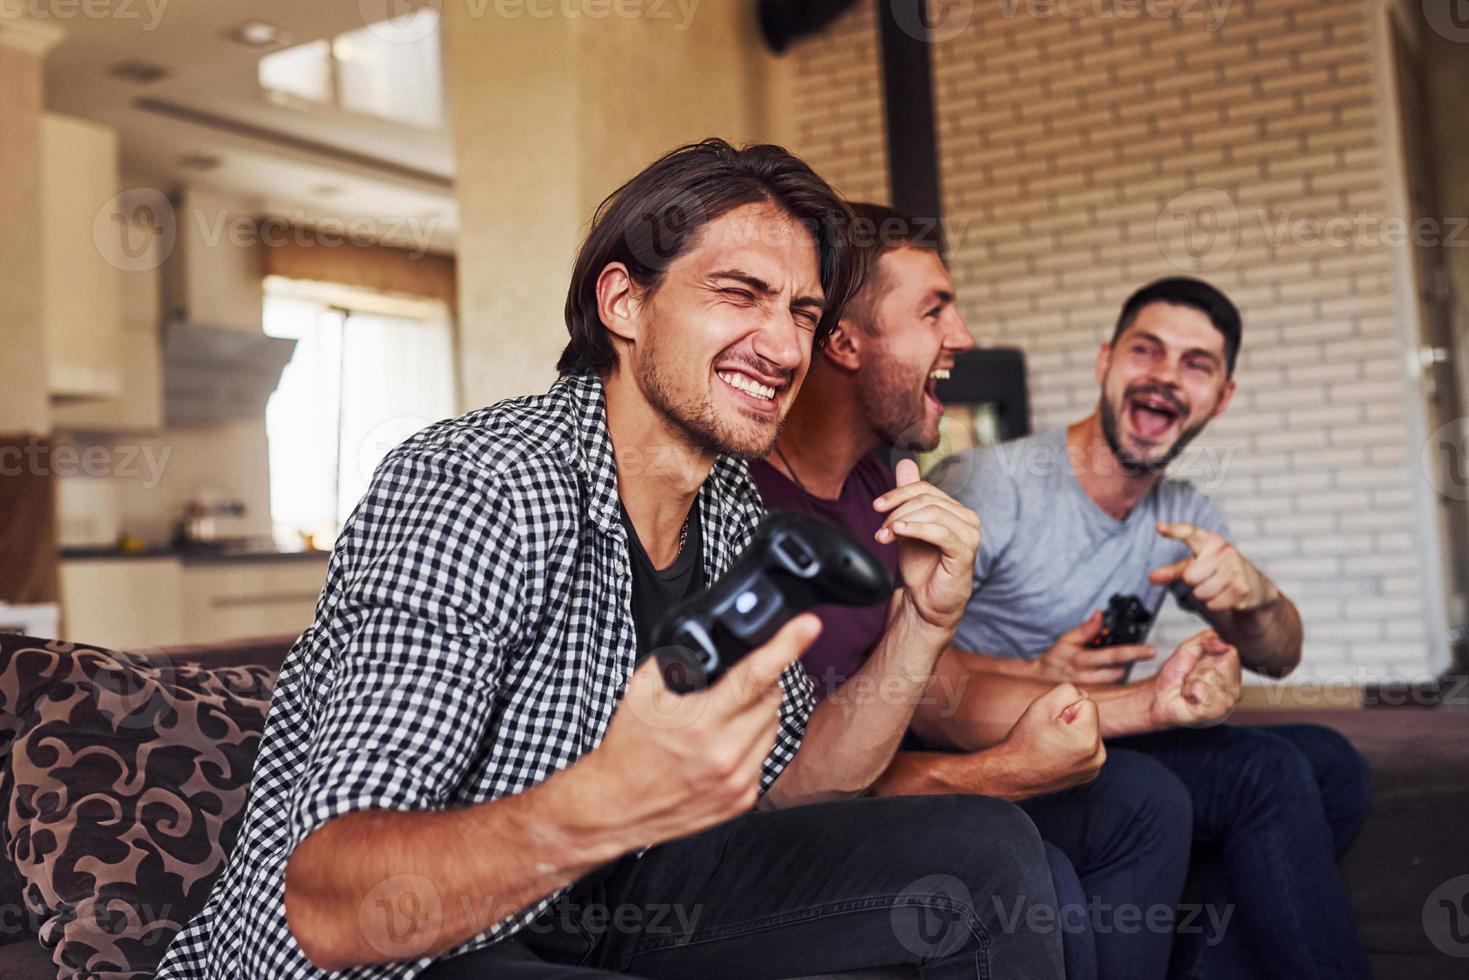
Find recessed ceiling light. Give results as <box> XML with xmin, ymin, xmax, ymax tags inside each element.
<box><xmin>107</xmin><ymin>60</ymin><xmax>170</xmax><ymax>84</ymax></box>
<box><xmin>225</xmin><ymin>21</ymin><xmax>291</xmax><ymax>49</ymax></box>
<box><xmin>177</xmin><ymin>153</ymin><xmax>223</xmax><ymax>172</ymax></box>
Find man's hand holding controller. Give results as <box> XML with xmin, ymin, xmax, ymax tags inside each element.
<box><xmin>580</xmin><ymin>614</ymin><xmax>821</xmax><ymax>854</ymax></box>
<box><xmin>1034</xmin><ymin>611</ymin><xmax>1158</xmax><ymax>685</ymax></box>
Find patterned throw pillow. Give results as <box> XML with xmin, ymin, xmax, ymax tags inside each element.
<box><xmin>0</xmin><ymin>636</ymin><xmax>276</xmax><ymax>979</ymax></box>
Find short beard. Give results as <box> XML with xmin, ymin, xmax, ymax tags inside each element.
<box><xmin>859</xmin><ymin>356</ymin><xmax>937</xmax><ymax>452</ymax></box>
<box><xmin>637</xmin><ymin>343</ymin><xmax>782</xmax><ymax>462</ymax></box>
<box><xmin>1100</xmin><ymin>397</ymin><xmax>1206</xmax><ymax>476</ymax></box>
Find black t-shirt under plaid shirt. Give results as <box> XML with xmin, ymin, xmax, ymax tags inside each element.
<box><xmin>155</xmin><ymin>372</ymin><xmax>815</xmax><ymax>980</ymax></box>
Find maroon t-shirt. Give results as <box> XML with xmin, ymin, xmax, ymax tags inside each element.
<box><xmin>748</xmin><ymin>452</ymin><xmax>900</xmax><ymax>700</ymax></box>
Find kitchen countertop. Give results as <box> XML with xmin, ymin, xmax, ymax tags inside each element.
<box><xmin>60</xmin><ymin>544</ymin><xmax>331</xmax><ymax>564</ymax></box>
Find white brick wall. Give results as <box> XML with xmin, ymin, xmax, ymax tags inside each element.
<box><xmin>788</xmin><ymin>0</ymin><xmax>1432</xmax><ymax>683</ymax></box>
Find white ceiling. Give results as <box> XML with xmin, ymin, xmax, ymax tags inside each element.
<box><xmin>43</xmin><ymin>0</ymin><xmax>458</xmax><ymax>253</ymax></box>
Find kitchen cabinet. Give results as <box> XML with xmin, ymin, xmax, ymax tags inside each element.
<box><xmin>44</xmin><ymin>118</ymin><xmax>165</xmax><ymax>431</ymax></box>
<box><xmin>59</xmin><ymin>553</ymin><xmax>329</xmax><ymax>651</ymax></box>
<box><xmin>179</xmin><ymin>559</ymin><xmax>328</xmax><ymax>644</ymax></box>
<box><xmin>59</xmin><ymin>557</ymin><xmax>186</xmax><ymax>650</ymax></box>
<box><xmin>41</xmin><ymin>114</ymin><xmax>123</xmax><ymax>403</ymax></box>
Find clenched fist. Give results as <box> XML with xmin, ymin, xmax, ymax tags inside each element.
<box><xmin>1148</xmin><ymin>630</ymin><xmax>1242</xmax><ymax>729</ymax></box>
<box><xmin>987</xmin><ymin>683</ymin><xmax>1107</xmax><ymax>800</ymax></box>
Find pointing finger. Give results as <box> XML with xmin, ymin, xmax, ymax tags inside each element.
<box><xmin>1148</xmin><ymin>557</ymin><xmax>1191</xmax><ymax>585</ymax></box>
<box><xmin>1157</xmin><ymin>522</ymin><xmax>1215</xmax><ymax>555</ymax></box>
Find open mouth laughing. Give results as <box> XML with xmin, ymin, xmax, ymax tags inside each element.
<box><xmin>716</xmin><ymin>367</ymin><xmax>785</xmax><ymax>413</ymax></box>
<box><xmin>1126</xmin><ymin>389</ymin><xmax>1185</xmax><ymax>442</ymax></box>
<box><xmin>923</xmin><ymin>366</ymin><xmax>951</xmax><ymax>413</ymax></box>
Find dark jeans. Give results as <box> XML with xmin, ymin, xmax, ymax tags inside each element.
<box><xmin>1024</xmin><ymin>747</ymin><xmax>1194</xmax><ymax>980</ymax></box>
<box><xmin>1042</xmin><ymin>842</ymin><xmax>1099</xmax><ymax>980</ymax></box>
<box><xmin>1112</xmin><ymin>724</ymin><xmax>1374</xmax><ymax>980</ymax></box>
<box><xmin>421</xmin><ymin>794</ymin><xmax>1064</xmax><ymax>979</ymax></box>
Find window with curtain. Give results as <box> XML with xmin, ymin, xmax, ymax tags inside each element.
<box><xmin>264</xmin><ymin>287</ymin><xmax>456</xmax><ymax>548</ymax></box>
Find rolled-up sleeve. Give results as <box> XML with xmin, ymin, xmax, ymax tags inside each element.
<box><xmin>286</xmin><ymin>448</ymin><xmax>525</xmax><ymax>852</ymax></box>
<box><xmin>761</xmin><ymin>664</ymin><xmax>815</xmax><ymax>793</ymax></box>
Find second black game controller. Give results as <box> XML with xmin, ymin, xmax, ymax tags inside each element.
<box><xmin>1087</xmin><ymin>593</ymin><xmax>1154</xmax><ymax>683</ymax></box>
<box><xmin>642</xmin><ymin>512</ymin><xmax>893</xmax><ymax>693</ymax></box>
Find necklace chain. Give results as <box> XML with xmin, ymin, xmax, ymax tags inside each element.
<box><xmin>774</xmin><ymin>445</ymin><xmax>810</xmax><ymax>496</ymax></box>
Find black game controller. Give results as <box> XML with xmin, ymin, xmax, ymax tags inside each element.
<box><xmin>642</xmin><ymin>512</ymin><xmax>893</xmax><ymax>693</ymax></box>
<box><xmin>1086</xmin><ymin>593</ymin><xmax>1154</xmax><ymax>683</ymax></box>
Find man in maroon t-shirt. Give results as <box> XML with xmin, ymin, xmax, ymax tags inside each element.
<box><xmin>751</xmin><ymin>203</ymin><xmax>1243</xmax><ymax>980</ymax></box>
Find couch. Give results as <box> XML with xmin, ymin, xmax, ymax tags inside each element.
<box><xmin>0</xmin><ymin>633</ymin><xmax>1465</xmax><ymax>979</ymax></box>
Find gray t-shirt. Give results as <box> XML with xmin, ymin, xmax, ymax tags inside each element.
<box><xmin>929</xmin><ymin>428</ymin><xmax>1230</xmax><ymax>660</ymax></box>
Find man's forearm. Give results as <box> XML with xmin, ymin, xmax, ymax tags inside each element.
<box><xmin>765</xmin><ymin>594</ymin><xmax>952</xmax><ymax>807</ymax></box>
<box><xmin>870</xmin><ymin>748</ymin><xmax>1035</xmax><ymax>802</ymax></box>
<box><xmin>1205</xmin><ymin>593</ymin><xmax>1302</xmax><ymax>678</ymax></box>
<box><xmin>910</xmin><ymin>647</ymin><xmax>1163</xmax><ymax>751</ymax></box>
<box><xmin>285</xmin><ymin>755</ymin><xmax>634</xmax><ymax>971</ymax></box>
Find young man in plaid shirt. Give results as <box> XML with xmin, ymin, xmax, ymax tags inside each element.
<box><xmin>157</xmin><ymin>141</ymin><xmax>1064</xmax><ymax>980</ymax></box>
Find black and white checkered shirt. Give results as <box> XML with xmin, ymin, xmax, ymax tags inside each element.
<box><xmin>156</xmin><ymin>372</ymin><xmax>815</xmax><ymax>980</ymax></box>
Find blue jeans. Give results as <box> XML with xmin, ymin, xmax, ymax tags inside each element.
<box><xmin>1043</xmin><ymin>842</ymin><xmax>1098</xmax><ymax>980</ymax></box>
<box><xmin>1112</xmin><ymin>724</ymin><xmax>1373</xmax><ymax>980</ymax></box>
<box><xmin>1025</xmin><ymin>748</ymin><xmax>1194</xmax><ymax>980</ymax></box>
<box><xmin>421</xmin><ymin>794</ymin><xmax>1064</xmax><ymax>978</ymax></box>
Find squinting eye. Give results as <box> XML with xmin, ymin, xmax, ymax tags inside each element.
<box><xmin>722</xmin><ymin>288</ymin><xmax>755</xmax><ymax>301</ymax></box>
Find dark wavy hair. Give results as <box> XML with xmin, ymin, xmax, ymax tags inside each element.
<box><xmin>841</xmin><ymin>201</ymin><xmax>945</xmax><ymax>333</ymax></box>
<box><xmin>557</xmin><ymin>138</ymin><xmax>863</xmax><ymax>376</ymax></box>
<box><xmin>1111</xmin><ymin>277</ymin><xmax>1243</xmax><ymax>377</ymax></box>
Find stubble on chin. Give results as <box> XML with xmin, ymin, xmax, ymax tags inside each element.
<box><xmin>1098</xmin><ymin>397</ymin><xmax>1205</xmax><ymax>477</ymax></box>
<box><xmin>640</xmin><ymin>356</ymin><xmax>781</xmax><ymax>461</ymax></box>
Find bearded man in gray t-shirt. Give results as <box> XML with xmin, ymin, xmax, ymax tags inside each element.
<box><xmin>930</xmin><ymin>277</ymin><xmax>1373</xmax><ymax>980</ymax></box>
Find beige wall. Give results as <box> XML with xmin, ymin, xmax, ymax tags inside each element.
<box><xmin>0</xmin><ymin>21</ymin><xmax>62</xmax><ymax>436</ymax></box>
<box><xmin>445</xmin><ymin>0</ymin><xmax>798</xmax><ymax>409</ymax></box>
<box><xmin>786</xmin><ymin>0</ymin><xmax>1440</xmax><ymax>683</ymax></box>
